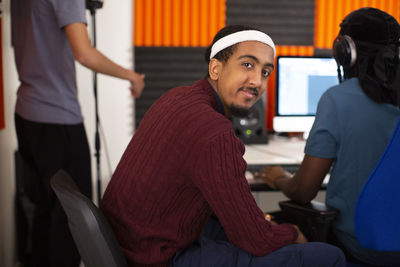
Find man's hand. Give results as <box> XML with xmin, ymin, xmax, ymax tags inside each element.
<box><xmin>266</xmin><ymin>216</ymin><xmax>307</xmax><ymax>243</ymax></box>
<box><xmin>255</xmin><ymin>166</ymin><xmax>291</xmax><ymax>189</ymax></box>
<box><xmin>292</xmin><ymin>225</ymin><xmax>308</xmax><ymax>244</ymax></box>
<box><xmin>129</xmin><ymin>73</ymin><xmax>145</xmax><ymax>98</ymax></box>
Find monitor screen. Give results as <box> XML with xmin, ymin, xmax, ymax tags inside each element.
<box><xmin>273</xmin><ymin>56</ymin><xmax>339</xmax><ymax>133</ymax></box>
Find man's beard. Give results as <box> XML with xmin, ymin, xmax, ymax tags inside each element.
<box><xmin>228</xmin><ymin>104</ymin><xmax>251</xmax><ymax>117</ymax></box>
<box><xmin>228</xmin><ymin>87</ymin><xmax>259</xmax><ymax>117</ymax></box>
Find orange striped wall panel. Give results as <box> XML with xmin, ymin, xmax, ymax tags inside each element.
<box><xmin>134</xmin><ymin>0</ymin><xmax>226</xmax><ymax>47</ymax></box>
<box><xmin>314</xmin><ymin>0</ymin><xmax>400</xmax><ymax>49</ymax></box>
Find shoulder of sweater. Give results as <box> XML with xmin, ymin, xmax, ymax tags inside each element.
<box><xmin>154</xmin><ymin>80</ymin><xmax>210</xmax><ymax>106</ymax></box>
<box><xmin>147</xmin><ymin>78</ymin><xmax>235</xmax><ymax>135</ymax></box>
<box><xmin>178</xmin><ymin>107</ymin><xmax>239</xmax><ymax>146</ymax></box>
<box><xmin>162</xmin><ymin>79</ymin><xmax>209</xmax><ymax>95</ymax></box>
<box><xmin>157</xmin><ymin>79</ymin><xmax>222</xmax><ymax>117</ymax></box>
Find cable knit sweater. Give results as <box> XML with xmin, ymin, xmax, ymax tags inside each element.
<box><xmin>100</xmin><ymin>79</ymin><xmax>298</xmax><ymax>266</ymax></box>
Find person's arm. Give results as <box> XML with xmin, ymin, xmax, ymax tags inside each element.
<box><xmin>256</xmin><ymin>155</ymin><xmax>334</xmax><ymax>204</ymax></box>
<box><xmin>64</xmin><ymin>22</ymin><xmax>145</xmax><ymax>98</ymax></box>
<box><xmin>193</xmin><ymin>131</ymin><xmax>301</xmax><ymax>256</ymax></box>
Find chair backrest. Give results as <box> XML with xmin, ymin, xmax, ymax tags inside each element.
<box><xmin>355</xmin><ymin>117</ymin><xmax>400</xmax><ymax>251</ymax></box>
<box><xmin>50</xmin><ymin>170</ymin><xmax>128</xmax><ymax>267</ymax></box>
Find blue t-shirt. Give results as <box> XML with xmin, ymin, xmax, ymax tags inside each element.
<box><xmin>305</xmin><ymin>78</ymin><xmax>400</xmax><ymax>264</ymax></box>
<box><xmin>12</xmin><ymin>0</ymin><xmax>87</xmax><ymax>124</ymax></box>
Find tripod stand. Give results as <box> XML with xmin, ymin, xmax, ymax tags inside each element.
<box><xmin>87</xmin><ymin>0</ymin><xmax>103</xmax><ymax>204</ymax></box>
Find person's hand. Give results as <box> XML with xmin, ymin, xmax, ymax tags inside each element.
<box><xmin>254</xmin><ymin>166</ymin><xmax>291</xmax><ymax>189</ymax></box>
<box><xmin>292</xmin><ymin>225</ymin><xmax>308</xmax><ymax>244</ymax></box>
<box><xmin>265</xmin><ymin>213</ymin><xmax>278</xmax><ymax>225</ymax></box>
<box><xmin>266</xmin><ymin>215</ymin><xmax>307</xmax><ymax>243</ymax></box>
<box><xmin>129</xmin><ymin>72</ymin><xmax>145</xmax><ymax>98</ymax></box>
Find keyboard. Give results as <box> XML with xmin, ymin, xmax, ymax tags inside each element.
<box><xmin>247</xmin><ymin>164</ymin><xmax>300</xmax><ymax>175</ymax></box>
<box><xmin>246</xmin><ymin>164</ymin><xmax>329</xmax><ymax>191</ymax></box>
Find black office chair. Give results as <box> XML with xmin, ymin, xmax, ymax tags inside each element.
<box><xmin>275</xmin><ymin>199</ymin><xmax>338</xmax><ymax>242</ymax></box>
<box><xmin>50</xmin><ymin>170</ymin><xmax>128</xmax><ymax>267</ymax></box>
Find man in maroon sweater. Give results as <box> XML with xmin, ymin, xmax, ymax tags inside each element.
<box><xmin>101</xmin><ymin>25</ymin><xmax>345</xmax><ymax>266</ymax></box>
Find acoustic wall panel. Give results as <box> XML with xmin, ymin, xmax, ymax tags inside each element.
<box><xmin>134</xmin><ymin>47</ymin><xmax>207</xmax><ymax>128</ymax></box>
<box><xmin>314</xmin><ymin>0</ymin><xmax>400</xmax><ymax>49</ymax></box>
<box><xmin>226</xmin><ymin>0</ymin><xmax>315</xmax><ymax>46</ymax></box>
<box><xmin>133</xmin><ymin>0</ymin><xmax>225</xmax><ymax>128</ymax></box>
<box><xmin>134</xmin><ymin>0</ymin><xmax>226</xmax><ymax>47</ymax></box>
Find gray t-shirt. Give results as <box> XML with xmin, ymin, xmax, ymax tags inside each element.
<box><xmin>12</xmin><ymin>0</ymin><xmax>87</xmax><ymax>124</ymax></box>
<box><xmin>305</xmin><ymin>77</ymin><xmax>400</xmax><ymax>264</ymax></box>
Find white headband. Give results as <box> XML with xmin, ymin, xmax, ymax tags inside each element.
<box><xmin>209</xmin><ymin>30</ymin><xmax>276</xmax><ymax>59</ymax></box>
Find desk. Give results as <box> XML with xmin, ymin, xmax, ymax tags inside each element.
<box><xmin>244</xmin><ymin>135</ymin><xmax>305</xmax><ymax>165</ymax></box>
<box><xmin>243</xmin><ymin>135</ymin><xmax>327</xmax><ymax>211</ymax></box>
<box><xmin>244</xmin><ymin>135</ymin><xmax>306</xmax><ymax>191</ymax></box>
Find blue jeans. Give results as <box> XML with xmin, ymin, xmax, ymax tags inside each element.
<box><xmin>171</xmin><ymin>216</ymin><xmax>346</xmax><ymax>267</ymax></box>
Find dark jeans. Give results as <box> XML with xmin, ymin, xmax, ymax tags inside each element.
<box><xmin>171</xmin><ymin>216</ymin><xmax>346</xmax><ymax>267</ymax></box>
<box><xmin>15</xmin><ymin>113</ymin><xmax>92</xmax><ymax>267</ymax></box>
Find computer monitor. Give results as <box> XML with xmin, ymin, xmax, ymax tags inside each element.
<box><xmin>273</xmin><ymin>56</ymin><xmax>339</xmax><ymax>133</ymax></box>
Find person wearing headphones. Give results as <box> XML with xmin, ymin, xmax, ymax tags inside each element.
<box><xmin>257</xmin><ymin>7</ymin><xmax>400</xmax><ymax>265</ymax></box>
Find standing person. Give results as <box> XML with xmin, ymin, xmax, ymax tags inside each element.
<box><xmin>257</xmin><ymin>7</ymin><xmax>400</xmax><ymax>266</ymax></box>
<box><xmin>11</xmin><ymin>0</ymin><xmax>145</xmax><ymax>266</ymax></box>
<box><xmin>100</xmin><ymin>24</ymin><xmax>345</xmax><ymax>266</ymax></box>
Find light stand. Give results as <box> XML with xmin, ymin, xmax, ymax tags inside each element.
<box><xmin>87</xmin><ymin>0</ymin><xmax>103</xmax><ymax>204</ymax></box>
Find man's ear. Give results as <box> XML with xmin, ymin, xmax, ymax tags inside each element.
<box><xmin>209</xmin><ymin>58</ymin><xmax>222</xmax><ymax>80</ymax></box>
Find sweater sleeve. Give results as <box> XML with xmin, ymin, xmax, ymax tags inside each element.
<box><xmin>193</xmin><ymin>130</ymin><xmax>298</xmax><ymax>256</ymax></box>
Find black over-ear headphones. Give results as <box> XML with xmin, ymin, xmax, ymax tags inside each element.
<box><xmin>333</xmin><ymin>34</ymin><xmax>400</xmax><ymax>84</ymax></box>
<box><xmin>332</xmin><ymin>35</ymin><xmax>357</xmax><ymax>68</ymax></box>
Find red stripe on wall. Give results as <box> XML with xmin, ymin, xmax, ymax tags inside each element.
<box><xmin>0</xmin><ymin>17</ymin><xmax>4</xmax><ymax>130</ymax></box>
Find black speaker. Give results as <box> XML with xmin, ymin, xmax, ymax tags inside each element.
<box><xmin>232</xmin><ymin>99</ymin><xmax>268</xmax><ymax>144</ymax></box>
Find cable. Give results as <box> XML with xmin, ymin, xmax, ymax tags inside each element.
<box><xmin>99</xmin><ymin>119</ymin><xmax>113</xmax><ymax>180</ymax></box>
<box><xmin>337</xmin><ymin>65</ymin><xmax>343</xmax><ymax>83</ymax></box>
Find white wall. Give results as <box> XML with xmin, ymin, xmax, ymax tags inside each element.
<box><xmin>0</xmin><ymin>1</ymin><xmax>135</xmax><ymax>266</ymax></box>
<box><xmin>79</xmin><ymin>0</ymin><xmax>135</xmax><ymax>201</ymax></box>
